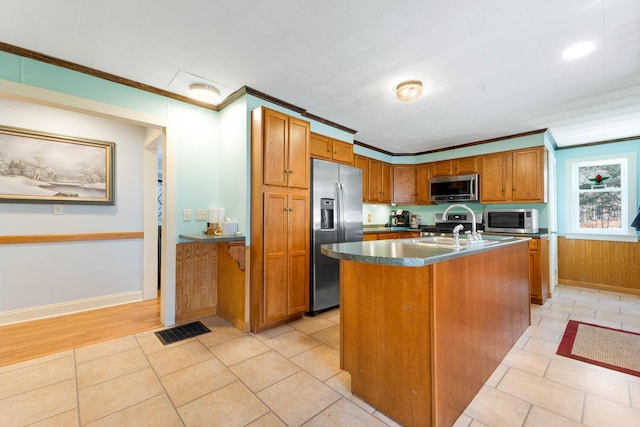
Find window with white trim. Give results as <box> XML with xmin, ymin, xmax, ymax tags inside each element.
<box><xmin>566</xmin><ymin>152</ymin><xmax>637</xmax><ymax>240</ymax></box>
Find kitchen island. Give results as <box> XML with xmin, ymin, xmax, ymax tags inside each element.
<box><xmin>322</xmin><ymin>235</ymin><xmax>531</xmax><ymax>427</ymax></box>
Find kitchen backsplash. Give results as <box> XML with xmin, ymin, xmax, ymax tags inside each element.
<box><xmin>363</xmin><ymin>203</ymin><xmax>548</xmax><ymax>228</ymax></box>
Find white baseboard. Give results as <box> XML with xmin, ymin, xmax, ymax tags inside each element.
<box><xmin>0</xmin><ymin>291</ymin><xmax>143</xmax><ymax>326</ymax></box>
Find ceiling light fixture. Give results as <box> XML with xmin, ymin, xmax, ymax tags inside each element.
<box><xmin>562</xmin><ymin>42</ymin><xmax>596</xmax><ymax>60</ymax></box>
<box><xmin>188</xmin><ymin>83</ymin><xmax>221</xmax><ymax>105</ymax></box>
<box><xmin>396</xmin><ymin>80</ymin><xmax>423</xmax><ymax>102</ymax></box>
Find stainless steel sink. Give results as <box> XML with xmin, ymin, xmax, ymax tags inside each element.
<box><xmin>413</xmin><ymin>236</ymin><xmax>503</xmax><ymax>249</ymax></box>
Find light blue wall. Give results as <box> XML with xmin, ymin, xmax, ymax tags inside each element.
<box><xmin>553</xmin><ymin>138</ymin><xmax>640</xmax><ymax>236</ymax></box>
<box><xmin>0</xmin><ymin>51</ymin><xmax>168</xmax><ymax>117</ymax></box>
<box><xmin>0</xmin><ymin>51</ymin><xmax>229</xmax><ymax>239</ymax></box>
<box><xmin>168</xmin><ymin>100</ymin><xmax>221</xmax><ymax>235</ymax></box>
<box><xmin>218</xmin><ymin>96</ymin><xmax>248</xmax><ymax>233</ymax></box>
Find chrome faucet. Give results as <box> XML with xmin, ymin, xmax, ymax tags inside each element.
<box><xmin>452</xmin><ymin>224</ymin><xmax>464</xmax><ymax>246</ymax></box>
<box><xmin>443</xmin><ymin>203</ymin><xmax>481</xmax><ymax>243</ymax></box>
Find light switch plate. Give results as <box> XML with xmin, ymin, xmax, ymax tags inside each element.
<box><xmin>183</xmin><ymin>209</ymin><xmax>192</xmax><ymax>221</ymax></box>
<box><xmin>196</xmin><ymin>209</ymin><xmax>207</xmax><ymax>221</ymax></box>
<box><xmin>53</xmin><ymin>204</ymin><xmax>64</xmax><ymax>215</ymax></box>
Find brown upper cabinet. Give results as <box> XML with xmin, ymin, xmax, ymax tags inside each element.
<box><xmin>263</xmin><ymin>108</ymin><xmax>310</xmax><ymax>189</ymax></box>
<box><xmin>393</xmin><ymin>165</ymin><xmax>416</xmax><ymax>205</ymax></box>
<box><xmin>369</xmin><ymin>159</ymin><xmax>393</xmax><ymax>204</ymax></box>
<box><xmin>310</xmin><ymin>133</ymin><xmax>354</xmax><ymax>165</ymax></box>
<box><xmin>415</xmin><ymin>163</ymin><xmax>431</xmax><ymax>205</ymax></box>
<box><xmin>355</xmin><ymin>154</ymin><xmax>392</xmax><ymax>203</ymax></box>
<box><xmin>430</xmin><ymin>156</ymin><xmax>479</xmax><ymax>177</ymax></box>
<box><xmin>354</xmin><ymin>155</ymin><xmax>370</xmax><ymax>202</ymax></box>
<box><xmin>480</xmin><ymin>146</ymin><xmax>547</xmax><ymax>203</ymax></box>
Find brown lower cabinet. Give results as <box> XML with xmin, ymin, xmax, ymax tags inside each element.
<box><xmin>175</xmin><ymin>240</ymin><xmax>247</xmax><ymax>329</ymax></box>
<box><xmin>263</xmin><ymin>190</ymin><xmax>310</xmax><ymax>323</ymax></box>
<box><xmin>364</xmin><ymin>231</ymin><xmax>420</xmax><ymax>241</ymax></box>
<box><xmin>341</xmin><ymin>241</ymin><xmax>530</xmax><ymax>426</ymax></box>
<box><xmin>529</xmin><ymin>237</ymin><xmax>549</xmax><ymax>304</ymax></box>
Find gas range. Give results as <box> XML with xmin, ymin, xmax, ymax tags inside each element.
<box><xmin>433</xmin><ymin>212</ymin><xmax>484</xmax><ymax>233</ymax></box>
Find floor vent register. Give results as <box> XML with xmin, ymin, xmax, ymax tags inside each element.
<box><xmin>154</xmin><ymin>321</ymin><xmax>211</xmax><ymax>345</ymax></box>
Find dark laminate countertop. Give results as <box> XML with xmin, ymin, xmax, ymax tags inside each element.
<box><xmin>321</xmin><ymin>235</ymin><xmax>530</xmax><ymax>267</ymax></box>
<box><xmin>179</xmin><ymin>234</ymin><xmax>245</xmax><ymax>243</ymax></box>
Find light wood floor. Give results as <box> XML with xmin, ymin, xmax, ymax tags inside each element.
<box><xmin>0</xmin><ymin>298</ymin><xmax>162</xmax><ymax>367</ymax></box>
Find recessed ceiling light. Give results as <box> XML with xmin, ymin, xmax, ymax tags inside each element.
<box><xmin>562</xmin><ymin>42</ymin><xmax>596</xmax><ymax>60</ymax></box>
<box><xmin>189</xmin><ymin>83</ymin><xmax>221</xmax><ymax>105</ymax></box>
<box><xmin>396</xmin><ymin>80</ymin><xmax>423</xmax><ymax>102</ymax></box>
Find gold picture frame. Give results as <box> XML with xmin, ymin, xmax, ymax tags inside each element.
<box><xmin>0</xmin><ymin>125</ymin><xmax>115</xmax><ymax>204</ymax></box>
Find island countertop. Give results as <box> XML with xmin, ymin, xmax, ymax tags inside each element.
<box><xmin>321</xmin><ymin>234</ymin><xmax>530</xmax><ymax>267</ymax></box>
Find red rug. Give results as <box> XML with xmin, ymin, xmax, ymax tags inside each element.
<box><xmin>556</xmin><ymin>320</ymin><xmax>640</xmax><ymax>377</ymax></box>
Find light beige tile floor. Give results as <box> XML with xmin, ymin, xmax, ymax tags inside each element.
<box><xmin>2</xmin><ymin>285</ymin><xmax>640</xmax><ymax>427</ymax></box>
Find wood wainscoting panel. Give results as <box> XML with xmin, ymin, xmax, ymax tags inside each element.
<box><xmin>558</xmin><ymin>237</ymin><xmax>640</xmax><ymax>294</ymax></box>
<box><xmin>175</xmin><ymin>242</ymin><xmax>218</xmax><ymax>316</ymax></box>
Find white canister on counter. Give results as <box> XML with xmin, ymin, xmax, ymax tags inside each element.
<box><xmin>221</xmin><ymin>222</ymin><xmax>238</xmax><ymax>236</ymax></box>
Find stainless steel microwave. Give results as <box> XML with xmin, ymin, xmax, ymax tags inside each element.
<box><xmin>429</xmin><ymin>174</ymin><xmax>479</xmax><ymax>203</ymax></box>
<box><xmin>484</xmin><ymin>209</ymin><xmax>539</xmax><ymax>233</ymax></box>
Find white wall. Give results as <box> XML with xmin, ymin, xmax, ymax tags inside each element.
<box><xmin>0</xmin><ymin>98</ymin><xmax>145</xmax><ymax>317</ymax></box>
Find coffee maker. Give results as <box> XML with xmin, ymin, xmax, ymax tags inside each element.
<box><xmin>389</xmin><ymin>209</ymin><xmax>410</xmax><ymax>227</ymax></box>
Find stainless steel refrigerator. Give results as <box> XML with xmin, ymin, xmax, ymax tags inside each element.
<box><xmin>310</xmin><ymin>159</ymin><xmax>363</xmax><ymax>313</ymax></box>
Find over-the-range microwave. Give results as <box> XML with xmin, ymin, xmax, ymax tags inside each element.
<box><xmin>429</xmin><ymin>174</ymin><xmax>479</xmax><ymax>203</ymax></box>
<box><xmin>484</xmin><ymin>209</ymin><xmax>539</xmax><ymax>234</ymax></box>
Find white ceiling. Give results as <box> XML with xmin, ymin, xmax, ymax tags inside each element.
<box><xmin>1</xmin><ymin>0</ymin><xmax>639</xmax><ymax>153</ymax></box>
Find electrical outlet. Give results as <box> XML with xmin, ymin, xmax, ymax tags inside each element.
<box><xmin>183</xmin><ymin>209</ymin><xmax>192</xmax><ymax>221</ymax></box>
<box><xmin>367</xmin><ymin>213</ymin><xmax>372</xmax><ymax>223</ymax></box>
<box><xmin>196</xmin><ymin>209</ymin><xmax>207</xmax><ymax>221</ymax></box>
<box><xmin>53</xmin><ymin>204</ymin><xmax>64</xmax><ymax>215</ymax></box>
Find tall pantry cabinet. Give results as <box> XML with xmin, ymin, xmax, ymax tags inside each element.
<box><xmin>250</xmin><ymin>107</ymin><xmax>311</xmax><ymax>333</ymax></box>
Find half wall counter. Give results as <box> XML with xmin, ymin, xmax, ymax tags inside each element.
<box><xmin>177</xmin><ymin>234</ymin><xmax>247</xmax><ymax>330</ymax></box>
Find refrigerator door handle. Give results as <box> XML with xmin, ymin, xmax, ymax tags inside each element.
<box><xmin>337</xmin><ymin>182</ymin><xmax>346</xmax><ymax>242</ymax></box>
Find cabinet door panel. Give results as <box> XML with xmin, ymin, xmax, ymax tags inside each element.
<box><xmin>264</xmin><ymin>192</ymin><xmax>288</xmax><ymax>322</ymax></box>
<box><xmin>454</xmin><ymin>157</ymin><xmax>479</xmax><ymax>174</ymax></box>
<box><xmin>382</xmin><ymin>162</ymin><xmax>393</xmax><ymax>203</ymax></box>
<box><xmin>288</xmin><ymin>194</ymin><xmax>310</xmax><ymax>314</ymax></box>
<box><xmin>393</xmin><ymin>165</ymin><xmax>416</xmax><ymax>204</ymax></box>
<box><xmin>310</xmin><ymin>133</ymin><xmax>331</xmax><ymax>159</ymax></box>
<box><xmin>288</xmin><ymin>118</ymin><xmax>310</xmax><ymax>189</ymax></box>
<box><xmin>480</xmin><ymin>152</ymin><xmax>509</xmax><ymax>203</ymax></box>
<box><xmin>369</xmin><ymin>159</ymin><xmax>382</xmax><ymax>202</ymax></box>
<box><xmin>431</xmin><ymin>160</ymin><xmax>453</xmax><ymax>177</ymax></box>
<box><xmin>415</xmin><ymin>164</ymin><xmax>431</xmax><ymax>204</ymax></box>
<box><xmin>512</xmin><ymin>147</ymin><xmax>544</xmax><ymax>201</ymax></box>
<box><xmin>264</xmin><ymin>110</ymin><xmax>288</xmax><ymax>187</ymax></box>
<box><xmin>332</xmin><ymin>140</ymin><xmax>354</xmax><ymax>165</ymax></box>
<box><xmin>355</xmin><ymin>155</ymin><xmax>370</xmax><ymax>201</ymax></box>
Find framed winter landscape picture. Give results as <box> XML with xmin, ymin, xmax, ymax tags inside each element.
<box><xmin>0</xmin><ymin>125</ymin><xmax>115</xmax><ymax>205</ymax></box>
